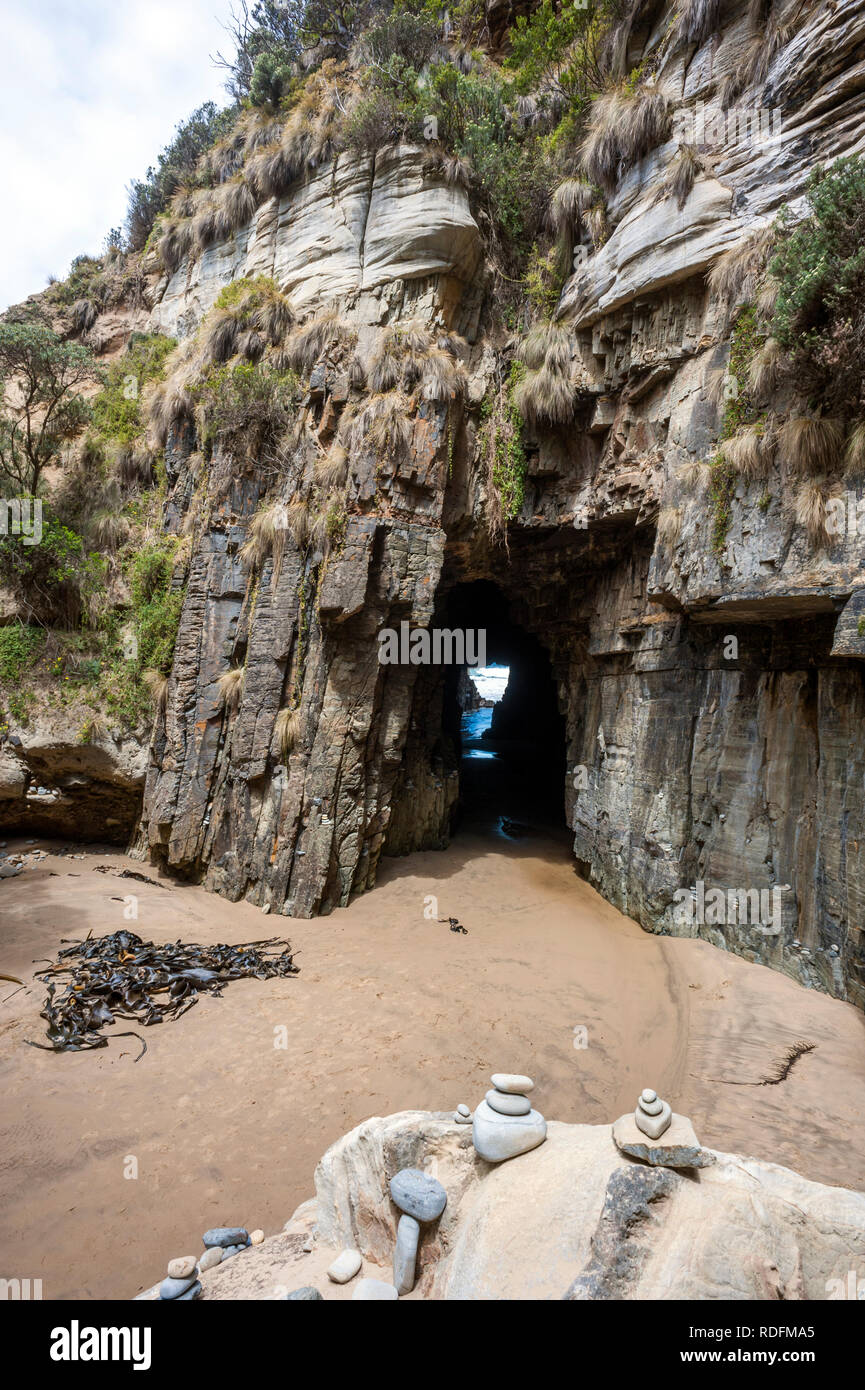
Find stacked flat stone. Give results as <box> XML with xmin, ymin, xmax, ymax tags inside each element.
<box><xmin>389</xmin><ymin>1168</ymin><xmax>447</xmax><ymax>1296</ymax></box>
<box><xmin>202</xmin><ymin>1226</ymin><xmax>252</xmax><ymax>1264</ymax></box>
<box><xmin>159</xmin><ymin>1254</ymin><xmax>201</xmax><ymax>1301</ymax></box>
<box><xmin>472</xmin><ymin>1073</ymin><xmax>547</xmax><ymax>1163</ymax></box>
<box><xmin>634</xmin><ymin>1088</ymin><xmax>672</xmax><ymax>1140</ymax></box>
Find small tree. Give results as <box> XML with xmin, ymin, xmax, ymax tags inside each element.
<box><xmin>0</xmin><ymin>321</ymin><xmax>101</xmax><ymax>495</ymax></box>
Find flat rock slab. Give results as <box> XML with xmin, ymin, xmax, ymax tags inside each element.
<box><xmin>203</xmin><ymin>1227</ymin><xmax>249</xmax><ymax>1248</ymax></box>
<box><xmin>612</xmin><ymin>1112</ymin><xmax>714</xmax><ymax>1170</ymax></box>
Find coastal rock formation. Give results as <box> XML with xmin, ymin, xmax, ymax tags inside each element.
<box><xmin>147</xmin><ymin>1110</ymin><xmax>865</xmax><ymax>1301</ymax></box>
<box><xmin>5</xmin><ymin>0</ymin><xmax>864</xmax><ymax>1007</ymax></box>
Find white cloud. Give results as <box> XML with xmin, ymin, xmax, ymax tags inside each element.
<box><xmin>0</xmin><ymin>0</ymin><xmax>237</xmax><ymax>310</ymax></box>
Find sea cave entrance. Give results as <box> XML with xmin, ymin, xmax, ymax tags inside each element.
<box><xmin>441</xmin><ymin>581</ymin><xmax>567</xmax><ymax>841</ymax></box>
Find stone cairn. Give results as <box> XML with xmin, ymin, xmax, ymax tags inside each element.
<box><xmin>389</xmin><ymin>1168</ymin><xmax>447</xmax><ymax>1296</ymax></box>
<box><xmin>158</xmin><ymin>1226</ymin><xmax>263</xmax><ymax>1300</ymax></box>
<box><xmin>634</xmin><ymin>1088</ymin><xmax>672</xmax><ymax>1139</ymax></box>
<box><xmin>471</xmin><ymin>1072</ymin><xmax>547</xmax><ymax>1163</ymax></box>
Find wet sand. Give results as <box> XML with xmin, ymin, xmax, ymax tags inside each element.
<box><xmin>1</xmin><ymin>833</ymin><xmax>864</xmax><ymax>1300</ymax></box>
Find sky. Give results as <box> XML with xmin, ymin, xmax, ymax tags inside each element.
<box><xmin>0</xmin><ymin>0</ymin><xmax>238</xmax><ymax>310</ymax></box>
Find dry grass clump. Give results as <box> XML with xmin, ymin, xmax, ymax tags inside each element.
<box><xmin>675</xmin><ymin>0</ymin><xmax>722</xmax><ymax>46</ymax></box>
<box><xmin>719</xmin><ymin>13</ymin><xmax>795</xmax><ymax>107</ymax></box>
<box><xmin>708</xmin><ymin>226</ymin><xmax>774</xmax><ymax>308</ymax></box>
<box><xmin>145</xmin><ymin>337</ymin><xmax>202</xmax><ymax>445</ymax></box>
<box><xmin>155</xmin><ymin>218</ymin><xmax>194</xmax><ymax>274</ymax></box>
<box><xmin>844</xmin><ymin>423</ymin><xmax>865</xmax><ymax>479</ymax></box>
<box><xmin>112</xmin><ymin>443</ymin><xmax>156</xmax><ymax>489</ymax></box>
<box><xmin>721</xmin><ymin>423</ymin><xmax>774</xmax><ymax>481</ymax></box>
<box><xmin>316</xmin><ymin>442</ymin><xmax>349</xmax><ymax>488</ymax></box>
<box><xmin>201</xmin><ymin>282</ymin><xmax>292</xmax><ymax>368</ymax></box>
<box><xmin>550</xmin><ymin>177</ymin><xmax>595</xmax><ymax>235</ymax></box>
<box><xmin>421</xmin><ymin>347</ymin><xmax>466</xmax><ymax>402</ymax></box>
<box><xmin>91</xmin><ymin>510</ymin><xmax>131</xmax><ymax>552</ymax></box>
<box><xmin>217</xmin><ymin>666</ymin><xmax>245</xmax><ymax>714</ymax></box>
<box><xmin>581</xmin><ymin>84</ymin><xmax>672</xmax><ymax>194</ymax></box>
<box><xmin>655</xmin><ymin>143</ymin><xmax>703</xmax><ymax>209</ymax></box>
<box><xmin>514</xmin><ymin>322</ymin><xmax>577</xmax><ymax>427</ymax></box>
<box><xmin>351</xmin><ymin>392</ymin><xmax>414</xmax><ymax>457</ymax></box>
<box><xmin>275</xmin><ymin>707</ymin><xmax>302</xmax><ymax>759</ymax></box>
<box><xmin>793</xmin><ymin>478</ymin><xmax>831</xmax><ymax>548</ymax></box>
<box><xmin>748</xmin><ymin>338</ymin><xmax>783</xmax><ymax>396</ymax></box>
<box><xmin>679</xmin><ymin>458</ymin><xmax>711</xmax><ymax>491</ymax></box>
<box><xmin>143</xmin><ymin>669</ymin><xmax>170</xmax><ymax>714</ymax></box>
<box><xmin>656</xmin><ymin>506</ymin><xmax>682</xmax><ymax>549</ymax></box>
<box><xmin>779</xmin><ymin>416</ymin><xmax>844</xmax><ymax>474</ymax></box>
<box><xmin>366</xmin><ymin>322</ymin><xmax>464</xmax><ymax>402</ymax></box>
<box><xmin>286</xmin><ymin>498</ymin><xmax>310</xmax><ymax>548</ymax></box>
<box><xmin>284</xmin><ymin>310</ymin><xmax>350</xmax><ymax>375</ymax></box>
<box><xmin>239</xmin><ymin>499</ymin><xmax>290</xmax><ymax>577</ymax></box>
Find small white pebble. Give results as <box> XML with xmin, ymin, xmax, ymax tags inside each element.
<box><xmin>250</xmin><ymin>1229</ymin><xmax>264</xmax><ymax>1245</ymax></box>
<box><xmin>167</xmin><ymin>1256</ymin><xmax>197</xmax><ymax>1280</ymax></box>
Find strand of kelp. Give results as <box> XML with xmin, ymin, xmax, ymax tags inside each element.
<box><xmin>27</xmin><ymin>930</ymin><xmax>299</xmax><ymax>1061</ymax></box>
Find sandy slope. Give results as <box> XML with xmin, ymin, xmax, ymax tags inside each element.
<box><xmin>0</xmin><ymin>832</ymin><xmax>863</xmax><ymax>1300</ymax></box>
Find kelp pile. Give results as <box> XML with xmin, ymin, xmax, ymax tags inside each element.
<box><xmin>27</xmin><ymin>930</ymin><xmax>299</xmax><ymax>1061</ymax></box>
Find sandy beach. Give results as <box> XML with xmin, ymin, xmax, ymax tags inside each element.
<box><xmin>1</xmin><ymin>831</ymin><xmax>864</xmax><ymax>1300</ymax></box>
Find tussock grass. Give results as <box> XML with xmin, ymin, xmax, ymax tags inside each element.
<box><xmin>779</xmin><ymin>416</ymin><xmax>844</xmax><ymax>474</ymax></box>
<box><xmin>316</xmin><ymin>442</ymin><xmax>349</xmax><ymax>488</ymax></box>
<box><xmin>275</xmin><ymin>706</ymin><xmax>302</xmax><ymax>759</ymax></box>
<box><xmin>239</xmin><ymin>499</ymin><xmax>288</xmax><ymax>576</ymax></box>
<box><xmin>550</xmin><ymin>178</ymin><xmax>595</xmax><ymax>235</ymax></box>
<box><xmin>581</xmin><ymin>84</ymin><xmax>672</xmax><ymax>194</ymax></box>
<box><xmin>794</xmin><ymin>478</ymin><xmax>831</xmax><ymax>548</ymax></box>
<box><xmin>286</xmin><ymin>499</ymin><xmax>310</xmax><ymax>548</ymax></box>
<box><xmin>675</xmin><ymin>0</ymin><xmax>722</xmax><ymax>47</ymax></box>
<box><xmin>143</xmin><ymin>669</ymin><xmax>170</xmax><ymax>714</ymax></box>
<box><xmin>721</xmin><ymin>423</ymin><xmax>774</xmax><ymax>481</ymax></box>
<box><xmin>352</xmin><ymin>392</ymin><xmax>414</xmax><ymax>456</ymax></box>
<box><xmin>656</xmin><ymin>143</ymin><xmax>702</xmax><ymax>209</ymax></box>
<box><xmin>679</xmin><ymin>458</ymin><xmax>711</xmax><ymax>491</ymax></box>
<box><xmin>514</xmin><ymin>365</ymin><xmax>575</xmax><ymax>427</ymax></box>
<box><xmin>217</xmin><ymin>666</ymin><xmax>245</xmax><ymax>714</ymax></box>
<box><xmin>748</xmin><ymin>337</ymin><xmax>783</xmax><ymax>396</ymax></box>
<box><xmin>284</xmin><ymin>310</ymin><xmax>348</xmax><ymax>375</ymax></box>
<box><xmin>845</xmin><ymin>422</ymin><xmax>865</xmax><ymax>479</ymax></box>
<box><xmin>421</xmin><ymin>346</ymin><xmax>466</xmax><ymax>402</ymax></box>
<box><xmin>708</xmin><ymin>226</ymin><xmax>775</xmax><ymax>308</ymax></box>
<box><xmin>656</xmin><ymin>506</ymin><xmax>682</xmax><ymax>549</ymax></box>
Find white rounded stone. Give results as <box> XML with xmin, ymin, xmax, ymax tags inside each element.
<box><xmin>472</xmin><ymin>1100</ymin><xmax>546</xmax><ymax>1163</ymax></box>
<box><xmin>167</xmin><ymin>1256</ymin><xmax>197</xmax><ymax>1280</ymax></box>
<box><xmin>198</xmin><ymin>1246</ymin><xmax>223</xmax><ymax>1272</ymax></box>
<box><xmin>353</xmin><ymin>1278</ymin><xmax>398</xmax><ymax>1300</ymax></box>
<box><xmin>457</xmin><ymin>1103</ymin><xmax>471</xmax><ymax>1117</ymax></box>
<box><xmin>250</xmin><ymin>1229</ymin><xmax>264</xmax><ymax>1245</ymax></box>
<box><xmin>491</xmin><ymin>1073</ymin><xmax>534</xmax><ymax>1094</ymax></box>
<box><xmin>486</xmin><ymin>1088</ymin><xmax>531</xmax><ymax>1116</ymax></box>
<box><xmin>327</xmin><ymin>1248</ymin><xmax>362</xmax><ymax>1284</ymax></box>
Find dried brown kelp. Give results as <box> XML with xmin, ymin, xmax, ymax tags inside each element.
<box><xmin>26</xmin><ymin>930</ymin><xmax>298</xmax><ymax>1061</ymax></box>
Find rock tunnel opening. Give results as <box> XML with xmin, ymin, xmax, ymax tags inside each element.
<box><xmin>441</xmin><ymin>580</ymin><xmax>567</xmax><ymax>841</ymax></box>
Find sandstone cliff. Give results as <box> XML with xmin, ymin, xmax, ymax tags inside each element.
<box><xmin>4</xmin><ymin>0</ymin><xmax>865</xmax><ymax>1007</ymax></box>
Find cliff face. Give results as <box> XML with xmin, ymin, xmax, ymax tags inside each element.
<box><xmin>54</xmin><ymin>0</ymin><xmax>864</xmax><ymax>1007</ymax></box>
